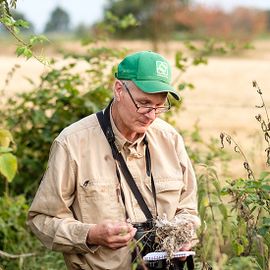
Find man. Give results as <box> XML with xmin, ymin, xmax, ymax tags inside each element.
<box><xmin>28</xmin><ymin>51</ymin><xmax>200</xmax><ymax>270</ymax></box>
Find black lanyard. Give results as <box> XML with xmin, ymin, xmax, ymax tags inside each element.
<box><xmin>96</xmin><ymin>100</ymin><xmax>157</xmax><ymax>221</ymax></box>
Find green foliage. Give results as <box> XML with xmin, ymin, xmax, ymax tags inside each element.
<box><xmin>194</xmin><ymin>83</ymin><xmax>270</xmax><ymax>269</ymax></box>
<box><xmin>0</xmin><ymin>194</ymin><xmax>65</xmax><ymax>270</ymax></box>
<box><xmin>196</xmin><ymin>165</ymin><xmax>270</xmax><ymax>269</ymax></box>
<box><xmin>0</xmin><ymin>0</ymin><xmax>49</xmax><ymax>64</ymax></box>
<box><xmin>3</xmin><ymin>47</ymin><xmax>128</xmax><ymax>196</ymax></box>
<box><xmin>0</xmin><ymin>0</ymin><xmax>17</xmax><ymax>18</ymax></box>
<box><xmin>95</xmin><ymin>11</ymin><xmax>138</xmax><ymax>38</ymax></box>
<box><xmin>0</xmin><ymin>129</ymin><xmax>17</xmax><ymax>184</ymax></box>
<box><xmin>104</xmin><ymin>0</ymin><xmax>191</xmax><ymax>43</ymax></box>
<box><xmin>9</xmin><ymin>10</ymin><xmax>34</xmax><ymax>32</ymax></box>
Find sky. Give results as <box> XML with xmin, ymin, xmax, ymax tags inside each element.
<box><xmin>16</xmin><ymin>0</ymin><xmax>108</xmax><ymax>32</ymax></box>
<box><xmin>16</xmin><ymin>0</ymin><xmax>270</xmax><ymax>33</ymax></box>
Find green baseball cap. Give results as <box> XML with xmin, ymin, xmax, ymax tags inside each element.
<box><xmin>115</xmin><ymin>51</ymin><xmax>180</xmax><ymax>100</ymax></box>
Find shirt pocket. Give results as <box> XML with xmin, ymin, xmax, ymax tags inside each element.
<box><xmin>78</xmin><ymin>178</ymin><xmax>124</xmax><ymax>223</ymax></box>
<box><xmin>154</xmin><ymin>178</ymin><xmax>184</xmax><ymax>219</ymax></box>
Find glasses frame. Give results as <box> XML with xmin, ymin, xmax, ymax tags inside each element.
<box><xmin>122</xmin><ymin>81</ymin><xmax>171</xmax><ymax>115</ymax></box>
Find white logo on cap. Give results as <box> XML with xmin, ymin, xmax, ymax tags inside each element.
<box><xmin>156</xmin><ymin>61</ymin><xmax>168</xmax><ymax>78</ymax></box>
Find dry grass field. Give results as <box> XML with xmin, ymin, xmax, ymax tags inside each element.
<box><xmin>1</xmin><ymin>39</ymin><xmax>270</xmax><ymax>177</ymax></box>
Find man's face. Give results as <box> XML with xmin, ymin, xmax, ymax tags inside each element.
<box><xmin>116</xmin><ymin>81</ymin><xmax>168</xmax><ymax>136</ymax></box>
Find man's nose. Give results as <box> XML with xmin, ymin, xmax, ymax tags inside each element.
<box><xmin>145</xmin><ymin>109</ymin><xmax>156</xmax><ymax>120</ymax></box>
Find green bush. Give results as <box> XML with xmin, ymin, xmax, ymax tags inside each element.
<box><xmin>0</xmin><ymin>194</ymin><xmax>65</xmax><ymax>270</ymax></box>
<box><xmin>2</xmin><ymin>3</ymin><xmax>262</xmax><ymax>268</ymax></box>
<box><xmin>3</xmin><ymin>48</ymin><xmax>127</xmax><ymax>196</ymax></box>
<box><xmin>194</xmin><ymin>83</ymin><xmax>270</xmax><ymax>270</ymax></box>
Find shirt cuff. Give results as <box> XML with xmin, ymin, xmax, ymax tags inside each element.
<box><xmin>78</xmin><ymin>223</ymin><xmax>100</xmax><ymax>253</ymax></box>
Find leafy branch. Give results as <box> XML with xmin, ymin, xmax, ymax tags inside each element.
<box><xmin>0</xmin><ymin>0</ymin><xmax>50</xmax><ymax>64</ymax></box>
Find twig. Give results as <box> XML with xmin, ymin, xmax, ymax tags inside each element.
<box><xmin>0</xmin><ymin>249</ymin><xmax>36</xmax><ymax>259</ymax></box>
<box><xmin>2</xmin><ymin>23</ymin><xmax>49</xmax><ymax>66</ymax></box>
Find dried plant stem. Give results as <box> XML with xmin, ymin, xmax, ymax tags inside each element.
<box><xmin>220</xmin><ymin>132</ymin><xmax>255</xmax><ymax>180</ymax></box>
<box><xmin>253</xmin><ymin>81</ymin><xmax>270</xmax><ymax>123</ymax></box>
<box><xmin>253</xmin><ymin>80</ymin><xmax>270</xmax><ymax>166</ymax></box>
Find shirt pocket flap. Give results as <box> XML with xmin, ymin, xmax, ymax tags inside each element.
<box><xmin>155</xmin><ymin>179</ymin><xmax>183</xmax><ymax>193</ymax></box>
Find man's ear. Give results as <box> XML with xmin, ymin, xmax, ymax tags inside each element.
<box><xmin>114</xmin><ymin>80</ymin><xmax>123</xmax><ymax>101</ymax></box>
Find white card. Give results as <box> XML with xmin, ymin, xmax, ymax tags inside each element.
<box><xmin>143</xmin><ymin>251</ymin><xmax>195</xmax><ymax>261</ymax></box>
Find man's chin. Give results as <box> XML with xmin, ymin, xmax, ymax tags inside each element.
<box><xmin>133</xmin><ymin>121</ymin><xmax>153</xmax><ymax>134</ymax></box>
<box><xmin>135</xmin><ymin>125</ymin><xmax>150</xmax><ymax>134</ymax></box>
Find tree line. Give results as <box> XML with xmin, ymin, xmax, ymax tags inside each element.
<box><xmin>2</xmin><ymin>0</ymin><xmax>270</xmax><ymax>41</ymax></box>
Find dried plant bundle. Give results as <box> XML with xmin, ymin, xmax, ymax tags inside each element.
<box><xmin>154</xmin><ymin>214</ymin><xmax>195</xmax><ymax>261</ymax></box>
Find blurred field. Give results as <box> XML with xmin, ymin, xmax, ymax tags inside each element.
<box><xmin>1</xmin><ymin>39</ymin><xmax>270</xmax><ymax>177</ymax></box>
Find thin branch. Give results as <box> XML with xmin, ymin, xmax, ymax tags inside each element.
<box><xmin>0</xmin><ymin>249</ymin><xmax>36</xmax><ymax>259</ymax></box>
<box><xmin>3</xmin><ymin>24</ymin><xmax>43</xmax><ymax>63</ymax></box>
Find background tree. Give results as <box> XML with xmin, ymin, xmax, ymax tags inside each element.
<box><xmin>44</xmin><ymin>6</ymin><xmax>70</xmax><ymax>33</ymax></box>
<box><xmin>104</xmin><ymin>0</ymin><xmax>192</xmax><ymax>49</ymax></box>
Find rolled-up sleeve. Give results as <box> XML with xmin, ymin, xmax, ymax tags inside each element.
<box><xmin>27</xmin><ymin>140</ymin><xmax>96</xmax><ymax>254</ymax></box>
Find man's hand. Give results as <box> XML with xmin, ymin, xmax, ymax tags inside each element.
<box><xmin>87</xmin><ymin>220</ymin><xmax>137</xmax><ymax>249</ymax></box>
<box><xmin>178</xmin><ymin>242</ymin><xmax>192</xmax><ymax>261</ymax></box>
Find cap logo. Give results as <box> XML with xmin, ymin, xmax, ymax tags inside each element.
<box><xmin>156</xmin><ymin>61</ymin><xmax>168</xmax><ymax>78</ymax></box>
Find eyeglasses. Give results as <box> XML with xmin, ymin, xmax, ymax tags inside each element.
<box><xmin>122</xmin><ymin>82</ymin><xmax>171</xmax><ymax>115</ymax></box>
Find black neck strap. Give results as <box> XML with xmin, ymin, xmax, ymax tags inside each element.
<box><xmin>96</xmin><ymin>100</ymin><xmax>157</xmax><ymax>221</ymax></box>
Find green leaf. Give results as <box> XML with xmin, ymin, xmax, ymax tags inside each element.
<box><xmin>16</xmin><ymin>46</ymin><xmax>32</xmax><ymax>59</ymax></box>
<box><xmin>178</xmin><ymin>83</ymin><xmax>186</xmax><ymax>91</ymax></box>
<box><xmin>259</xmin><ymin>171</ymin><xmax>270</xmax><ymax>180</ymax></box>
<box><xmin>262</xmin><ymin>217</ymin><xmax>270</xmax><ymax>226</ymax></box>
<box><xmin>13</xmin><ymin>26</ymin><xmax>20</xmax><ymax>34</ymax></box>
<box><xmin>119</xmin><ymin>14</ymin><xmax>137</xmax><ymax>29</ymax></box>
<box><xmin>0</xmin><ymin>146</ymin><xmax>13</xmax><ymax>154</ymax></box>
<box><xmin>14</xmin><ymin>19</ymin><xmax>29</xmax><ymax>28</ymax></box>
<box><xmin>0</xmin><ymin>153</ymin><xmax>17</xmax><ymax>182</ymax></box>
<box><xmin>16</xmin><ymin>46</ymin><xmax>26</xmax><ymax>57</ymax></box>
<box><xmin>261</xmin><ymin>184</ymin><xmax>270</xmax><ymax>191</ymax></box>
<box><xmin>0</xmin><ymin>16</ymin><xmax>14</xmax><ymax>26</ymax></box>
<box><xmin>218</xmin><ymin>203</ymin><xmax>228</xmax><ymax>219</ymax></box>
<box><xmin>232</xmin><ymin>240</ymin><xmax>244</xmax><ymax>256</ymax></box>
<box><xmin>23</xmin><ymin>47</ymin><xmax>33</xmax><ymax>59</ymax></box>
<box><xmin>212</xmin><ymin>179</ymin><xmax>221</xmax><ymax>193</ymax></box>
<box><xmin>29</xmin><ymin>35</ymin><xmax>49</xmax><ymax>46</ymax></box>
<box><xmin>132</xmin><ymin>262</ymin><xmax>138</xmax><ymax>270</ymax></box>
<box><xmin>0</xmin><ymin>129</ymin><xmax>13</xmax><ymax>147</ymax></box>
<box><xmin>193</xmin><ymin>56</ymin><xmax>208</xmax><ymax>66</ymax></box>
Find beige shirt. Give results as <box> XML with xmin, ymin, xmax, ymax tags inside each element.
<box><xmin>28</xmin><ymin>111</ymin><xmax>199</xmax><ymax>270</ymax></box>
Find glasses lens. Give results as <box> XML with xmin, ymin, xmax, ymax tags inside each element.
<box><xmin>137</xmin><ymin>107</ymin><xmax>153</xmax><ymax>114</ymax></box>
<box><xmin>137</xmin><ymin>106</ymin><xmax>169</xmax><ymax>114</ymax></box>
<box><xmin>155</xmin><ymin>107</ymin><xmax>169</xmax><ymax>114</ymax></box>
